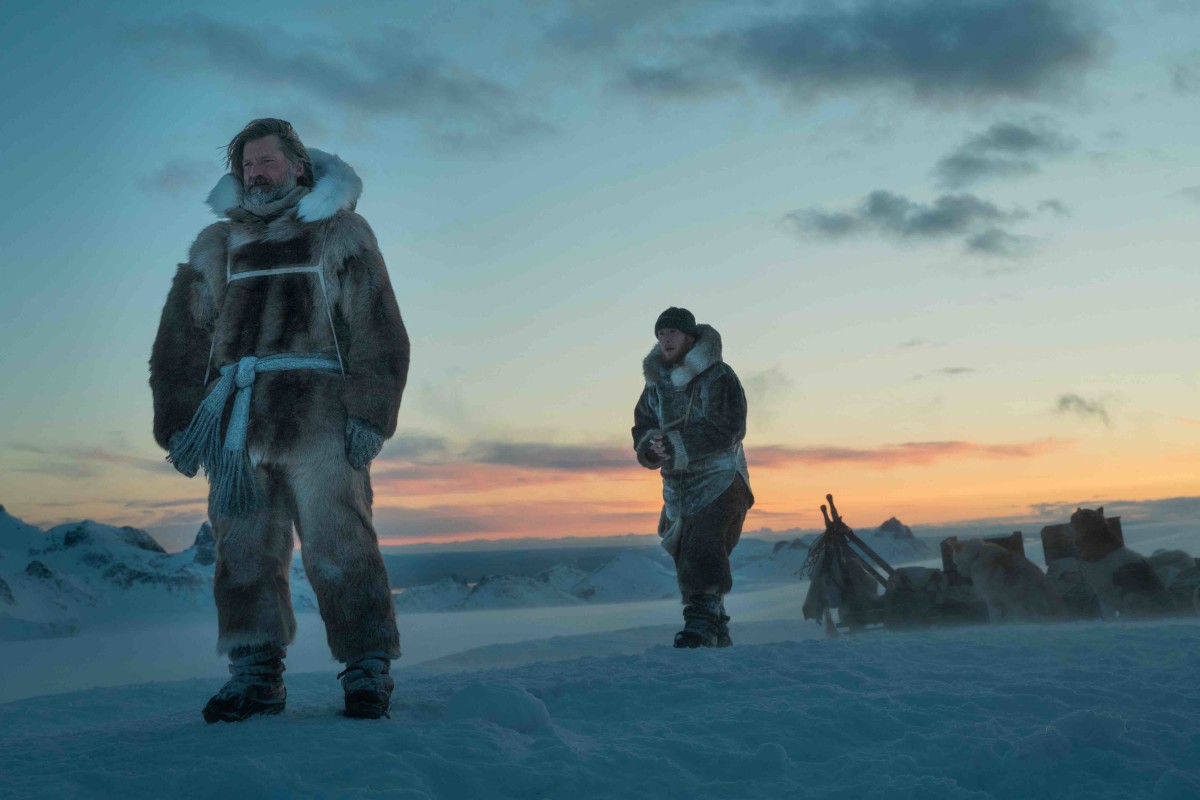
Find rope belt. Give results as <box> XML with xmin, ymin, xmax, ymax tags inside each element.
<box><xmin>169</xmin><ymin>353</ymin><xmax>342</xmax><ymax>517</ymax></box>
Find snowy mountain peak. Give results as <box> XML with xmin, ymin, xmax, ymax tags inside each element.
<box><xmin>191</xmin><ymin>523</ymin><xmax>215</xmax><ymax>566</ymax></box>
<box><xmin>535</xmin><ymin>564</ymin><xmax>589</xmax><ymax>594</ymax></box>
<box><xmin>0</xmin><ymin>506</ymin><xmax>46</xmax><ymax>558</ymax></box>
<box><xmin>857</xmin><ymin>517</ymin><xmax>932</xmax><ymax>563</ymax></box>
<box><xmin>877</xmin><ymin>517</ymin><xmax>916</xmax><ymax>541</ymax></box>
<box><xmin>463</xmin><ymin>574</ymin><xmax>583</xmax><ymax>610</ymax></box>
<box><xmin>571</xmin><ymin>551</ymin><xmax>678</xmax><ymax>603</ymax></box>
<box><xmin>42</xmin><ymin>521</ymin><xmax>166</xmax><ymax>556</ymax></box>
<box><xmin>771</xmin><ymin>538</ymin><xmax>810</xmax><ymax>555</ymax></box>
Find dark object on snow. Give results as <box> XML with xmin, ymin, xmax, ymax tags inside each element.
<box><xmin>801</xmin><ymin>495</ymin><xmax>988</xmax><ymax>632</ymax></box>
<box><xmin>800</xmin><ymin>500</ymin><xmax>1200</xmax><ymax>633</ymax></box>
<box><xmin>1041</xmin><ymin>522</ymin><xmax>1105</xmax><ymax>619</ymax></box>
<box><xmin>203</xmin><ymin>645</ymin><xmax>287</xmax><ymax>723</ymax></box>
<box><xmin>801</xmin><ymin>495</ymin><xmax>891</xmax><ymax>632</ymax></box>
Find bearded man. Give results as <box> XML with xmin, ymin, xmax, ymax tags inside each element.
<box><xmin>632</xmin><ymin>307</ymin><xmax>754</xmax><ymax>648</ymax></box>
<box><xmin>149</xmin><ymin>119</ymin><xmax>408</xmax><ymax>721</ymax></box>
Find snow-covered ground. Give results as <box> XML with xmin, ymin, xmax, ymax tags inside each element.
<box><xmin>3</xmin><ymin>512</ymin><xmax>1199</xmax><ymax>798</ymax></box>
<box><xmin>2</xmin><ymin>614</ymin><xmax>1198</xmax><ymax>799</ymax></box>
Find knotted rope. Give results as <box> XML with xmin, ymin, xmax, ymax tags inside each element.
<box><xmin>169</xmin><ymin>353</ymin><xmax>341</xmax><ymax>516</ymax></box>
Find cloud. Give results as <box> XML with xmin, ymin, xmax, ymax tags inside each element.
<box><xmin>1171</xmin><ymin>51</ymin><xmax>1200</xmax><ymax>93</ymax></box>
<box><xmin>617</xmin><ymin>65</ymin><xmax>739</xmax><ymax>100</ymax></box>
<box><xmin>5</xmin><ymin>442</ymin><xmax>176</xmax><ymax>481</ymax></box>
<box><xmin>898</xmin><ymin>338</ymin><xmax>941</xmax><ymax>349</ymax></box>
<box><xmin>741</xmin><ymin>366</ymin><xmax>795</xmax><ymax>420</ymax></box>
<box><xmin>1038</xmin><ymin>199</ymin><xmax>1071</xmax><ymax>216</ymax></box>
<box><xmin>123</xmin><ymin>497</ymin><xmax>207</xmax><ymax>510</ymax></box>
<box><xmin>965</xmin><ymin>121</ymin><xmax>1077</xmax><ymax>155</ymax></box>
<box><xmin>935</xmin><ymin>153</ymin><xmax>1039</xmax><ymax>187</ymax></box>
<box><xmin>543</xmin><ymin>0</ymin><xmax>702</xmax><ymax>54</ymax></box>
<box><xmin>913</xmin><ymin>367</ymin><xmax>976</xmax><ymax>381</ymax></box>
<box><xmin>1027</xmin><ymin>495</ymin><xmax>1200</xmax><ymax>525</ymax></box>
<box><xmin>378</xmin><ymin>434</ymin><xmax>454</xmax><ymax>463</ymax></box>
<box><xmin>10</xmin><ymin>464</ymin><xmax>98</xmax><ymax>480</ymax></box>
<box><xmin>966</xmin><ymin>228</ymin><xmax>1037</xmax><ymax>258</ymax></box>
<box><xmin>1182</xmin><ymin>186</ymin><xmax>1200</xmax><ymax>203</ymax></box>
<box><xmin>416</xmin><ymin>381</ymin><xmax>470</xmax><ymax>426</ymax></box>
<box><xmin>137</xmin><ymin>158</ymin><xmax>216</xmax><ymax>196</ymax></box>
<box><xmin>752</xmin><ymin>438</ymin><xmax>1069</xmax><ymax>469</ymax></box>
<box><xmin>369</xmin><ymin>438</ymin><xmax>643</xmax><ymax>497</ymax></box>
<box><xmin>935</xmin><ymin>121</ymin><xmax>1077</xmax><ymax>188</ymax></box>
<box><xmin>1055</xmin><ymin>394</ymin><xmax>1111</xmax><ymax>426</ymax></box>
<box><xmin>127</xmin><ymin>16</ymin><xmax>553</xmax><ymax>150</ymax></box>
<box><xmin>373</xmin><ymin>505</ymin><xmax>493</xmax><ymax>538</ymax></box>
<box><xmin>375</xmin><ymin>500</ymin><xmax>660</xmax><ymax>542</ymax></box>
<box><xmin>783</xmin><ymin>190</ymin><xmax>1035</xmax><ymax>258</ymax></box>
<box><xmin>469</xmin><ymin>442</ymin><xmax>632</xmax><ymax>472</ymax></box>
<box><xmin>685</xmin><ymin>0</ymin><xmax>1102</xmax><ymax>105</ymax></box>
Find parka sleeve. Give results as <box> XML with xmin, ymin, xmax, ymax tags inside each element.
<box><xmin>631</xmin><ymin>387</ymin><xmax>665</xmax><ymax>469</ymax></box>
<box><xmin>662</xmin><ymin>366</ymin><xmax>747</xmax><ymax>471</ymax></box>
<box><xmin>148</xmin><ymin>263</ymin><xmax>218</xmax><ymax>451</ymax></box>
<box><xmin>334</xmin><ymin>218</ymin><xmax>410</xmax><ymax>439</ymax></box>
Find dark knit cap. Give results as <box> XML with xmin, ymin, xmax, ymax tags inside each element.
<box><xmin>655</xmin><ymin>307</ymin><xmax>698</xmax><ymax>337</ymax></box>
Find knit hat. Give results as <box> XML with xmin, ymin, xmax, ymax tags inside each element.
<box><xmin>654</xmin><ymin>307</ymin><xmax>698</xmax><ymax>337</ymax></box>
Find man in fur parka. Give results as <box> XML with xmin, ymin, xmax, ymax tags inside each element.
<box><xmin>149</xmin><ymin>119</ymin><xmax>408</xmax><ymax>722</ymax></box>
<box><xmin>632</xmin><ymin>307</ymin><xmax>754</xmax><ymax>647</ymax></box>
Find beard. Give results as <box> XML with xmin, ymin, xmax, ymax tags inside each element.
<box><xmin>660</xmin><ymin>343</ymin><xmax>692</xmax><ymax>365</ymax></box>
<box><xmin>244</xmin><ymin>169</ymin><xmax>298</xmax><ymax>205</ymax></box>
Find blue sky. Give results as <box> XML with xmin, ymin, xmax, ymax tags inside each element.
<box><xmin>1</xmin><ymin>0</ymin><xmax>1198</xmax><ymax>549</ymax></box>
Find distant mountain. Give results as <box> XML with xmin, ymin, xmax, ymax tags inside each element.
<box><xmin>0</xmin><ymin>504</ymin><xmax>48</xmax><ymax>563</ymax></box>
<box><xmin>0</xmin><ymin>508</ymin><xmax>316</xmax><ymax>641</ymax></box>
<box><xmin>4</xmin><ymin>503</ymin><xmax>936</xmax><ymax>626</ymax></box>
<box><xmin>570</xmin><ymin>551</ymin><xmax>678</xmax><ymax>603</ymax></box>
<box><xmin>462</xmin><ymin>574</ymin><xmax>584</xmax><ymax>610</ymax></box>
<box><xmin>734</xmin><ymin>537</ymin><xmax>814</xmax><ymax>585</ymax></box>
<box><xmin>394</xmin><ymin>576</ymin><xmax>473</xmax><ymax>613</ymax></box>
<box><xmin>856</xmin><ymin>517</ymin><xmax>933</xmax><ymax>564</ymax></box>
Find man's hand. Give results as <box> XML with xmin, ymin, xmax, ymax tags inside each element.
<box><xmin>649</xmin><ymin>434</ymin><xmax>676</xmax><ymax>466</ymax></box>
<box><xmin>345</xmin><ymin>417</ymin><xmax>385</xmax><ymax>470</ymax></box>
<box><xmin>168</xmin><ymin>431</ymin><xmax>198</xmax><ymax>478</ymax></box>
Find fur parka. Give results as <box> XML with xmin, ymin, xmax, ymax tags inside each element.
<box><xmin>149</xmin><ymin>150</ymin><xmax>409</xmax><ymax>461</ymax></box>
<box><xmin>632</xmin><ymin>325</ymin><xmax>753</xmax><ymax>527</ymax></box>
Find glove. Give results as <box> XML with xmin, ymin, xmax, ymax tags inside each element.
<box><xmin>168</xmin><ymin>431</ymin><xmax>198</xmax><ymax>478</ymax></box>
<box><xmin>638</xmin><ymin>434</ymin><xmax>676</xmax><ymax>465</ymax></box>
<box><xmin>345</xmin><ymin>417</ymin><xmax>385</xmax><ymax>470</ymax></box>
<box><xmin>638</xmin><ymin>430</ymin><xmax>667</xmax><ymax>467</ymax></box>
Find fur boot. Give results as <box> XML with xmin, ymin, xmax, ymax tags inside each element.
<box><xmin>339</xmin><ymin>650</ymin><xmax>394</xmax><ymax>719</ymax></box>
<box><xmin>202</xmin><ymin>644</ymin><xmax>287</xmax><ymax>723</ymax></box>
<box><xmin>675</xmin><ymin>593</ymin><xmax>723</xmax><ymax>648</ymax></box>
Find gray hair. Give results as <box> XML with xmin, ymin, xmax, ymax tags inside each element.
<box><xmin>225</xmin><ymin>118</ymin><xmax>313</xmax><ymax>187</ymax></box>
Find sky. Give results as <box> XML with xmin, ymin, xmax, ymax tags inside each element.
<box><xmin>1</xmin><ymin>0</ymin><xmax>1198</xmax><ymax>551</ymax></box>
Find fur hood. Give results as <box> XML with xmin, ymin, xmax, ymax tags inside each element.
<box><xmin>205</xmin><ymin>148</ymin><xmax>363</xmax><ymax>223</ymax></box>
<box><xmin>642</xmin><ymin>324</ymin><xmax>722</xmax><ymax>388</ymax></box>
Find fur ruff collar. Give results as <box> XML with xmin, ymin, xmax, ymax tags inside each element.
<box><xmin>642</xmin><ymin>324</ymin><xmax>722</xmax><ymax>388</ymax></box>
<box><xmin>206</xmin><ymin>148</ymin><xmax>363</xmax><ymax>222</ymax></box>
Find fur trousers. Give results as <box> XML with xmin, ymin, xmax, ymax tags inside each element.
<box><xmin>209</xmin><ymin>438</ymin><xmax>400</xmax><ymax>663</ymax></box>
<box><xmin>671</xmin><ymin>474</ymin><xmax>752</xmax><ymax>600</ymax></box>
